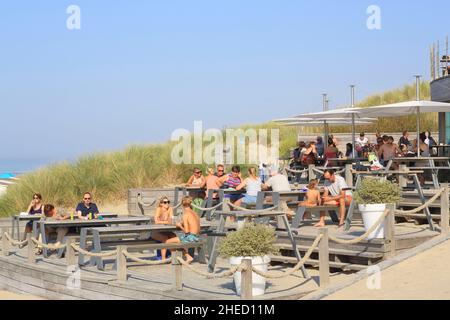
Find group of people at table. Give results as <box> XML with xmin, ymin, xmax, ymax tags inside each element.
<box><xmin>292</xmin><ymin>130</ymin><xmax>438</xmax><ymax>168</ymax></box>
<box><xmin>185</xmin><ymin>164</ymin><xmax>353</xmax><ymax>229</ymax></box>
<box><xmin>22</xmin><ymin>192</ymin><xmax>201</xmax><ymax>262</ymax></box>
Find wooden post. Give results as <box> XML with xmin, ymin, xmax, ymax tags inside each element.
<box><xmin>27</xmin><ymin>233</ymin><xmax>36</xmax><ymax>264</ymax></box>
<box><xmin>2</xmin><ymin>228</ymin><xmax>9</xmax><ymax>256</ymax></box>
<box><xmin>319</xmin><ymin>228</ymin><xmax>330</xmax><ymax>289</ymax></box>
<box><xmin>172</xmin><ymin>250</ymin><xmax>183</xmax><ymax>291</ymax></box>
<box><xmin>66</xmin><ymin>238</ymin><xmax>76</xmax><ymax>266</ymax></box>
<box><xmin>308</xmin><ymin>165</ymin><xmax>316</xmax><ymax>181</ymax></box>
<box><xmin>385</xmin><ymin>204</ymin><xmax>396</xmax><ymax>258</ymax></box>
<box><xmin>240</xmin><ymin>259</ymin><xmax>253</xmax><ymax>300</ymax></box>
<box><xmin>440</xmin><ymin>187</ymin><xmax>450</xmax><ymax>236</ymax></box>
<box><xmin>116</xmin><ymin>245</ymin><xmax>127</xmax><ymax>281</ymax></box>
<box><xmin>399</xmin><ymin>165</ymin><xmax>408</xmax><ymax>189</ymax></box>
<box><xmin>345</xmin><ymin>164</ymin><xmax>353</xmax><ymax>187</ymax></box>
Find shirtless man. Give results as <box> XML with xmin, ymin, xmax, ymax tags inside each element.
<box><xmin>167</xmin><ymin>196</ymin><xmax>200</xmax><ymax>264</ymax></box>
<box><xmin>378</xmin><ymin>136</ymin><xmax>399</xmax><ymax>167</ymax></box>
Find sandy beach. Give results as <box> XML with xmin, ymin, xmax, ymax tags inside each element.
<box><xmin>0</xmin><ymin>290</ymin><xmax>43</xmax><ymax>300</ymax></box>
<box><xmin>325</xmin><ymin>239</ymin><xmax>450</xmax><ymax>300</ymax></box>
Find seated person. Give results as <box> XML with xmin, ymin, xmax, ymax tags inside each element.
<box><xmin>186</xmin><ymin>167</ymin><xmax>206</xmax><ymax>196</ymax></box>
<box><xmin>216</xmin><ymin>165</ymin><xmax>244</xmax><ymax>203</ymax></box>
<box><xmin>315</xmin><ymin>170</ymin><xmax>352</xmax><ymax>228</ymax></box>
<box><xmin>166</xmin><ymin>197</ymin><xmax>201</xmax><ymax>264</ymax></box>
<box><xmin>76</xmin><ymin>192</ymin><xmax>100</xmax><ymax>220</ymax></box>
<box><xmin>263</xmin><ymin>168</ymin><xmax>291</xmax><ymax>193</ymax></box>
<box><xmin>36</xmin><ymin>204</ymin><xmax>70</xmax><ymax>255</ymax></box>
<box><xmin>235</xmin><ymin>167</ymin><xmax>262</xmax><ymax>208</ymax></box>
<box><xmin>300</xmin><ymin>179</ymin><xmax>321</xmax><ymax>220</ymax></box>
<box><xmin>151</xmin><ymin>197</ymin><xmax>176</xmax><ymax>260</ymax></box>
<box><xmin>23</xmin><ymin>193</ymin><xmax>44</xmax><ymax>241</ymax></box>
<box><xmin>205</xmin><ymin>168</ymin><xmax>220</xmax><ymax>200</ymax></box>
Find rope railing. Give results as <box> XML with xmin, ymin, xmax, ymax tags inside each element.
<box><xmin>70</xmin><ymin>243</ymin><xmax>118</xmax><ymax>258</ymax></box>
<box><xmin>30</xmin><ymin>237</ymin><xmax>67</xmax><ymax>250</ymax></box>
<box><xmin>250</xmin><ymin>233</ymin><xmax>323</xmax><ymax>279</ymax></box>
<box><xmin>327</xmin><ymin>210</ymin><xmax>390</xmax><ymax>245</ymax></box>
<box><xmin>122</xmin><ymin>250</ymin><xmax>171</xmax><ymax>265</ymax></box>
<box><xmin>4</xmin><ymin>232</ymin><xmax>28</xmax><ymax>247</ymax></box>
<box><xmin>394</xmin><ymin>188</ymin><xmax>445</xmax><ymax>216</ymax></box>
<box><xmin>285</xmin><ymin>167</ymin><xmax>309</xmax><ymax>174</ymax></box>
<box><xmin>176</xmin><ymin>257</ymin><xmax>246</xmax><ymax>279</ymax></box>
<box><xmin>190</xmin><ymin>201</ymin><xmax>224</xmax><ymax>212</ymax></box>
<box><xmin>137</xmin><ymin>195</ymin><xmax>156</xmax><ymax>208</ymax></box>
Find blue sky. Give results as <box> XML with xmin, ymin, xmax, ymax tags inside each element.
<box><xmin>0</xmin><ymin>0</ymin><xmax>448</xmax><ymax>168</ymax></box>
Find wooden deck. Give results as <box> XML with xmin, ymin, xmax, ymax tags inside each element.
<box><xmin>0</xmin><ymin>217</ymin><xmax>440</xmax><ymax>300</ymax></box>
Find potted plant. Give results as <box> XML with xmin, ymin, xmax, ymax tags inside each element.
<box><xmin>218</xmin><ymin>223</ymin><xmax>279</xmax><ymax>297</ymax></box>
<box><xmin>354</xmin><ymin>178</ymin><xmax>401</xmax><ymax>239</ymax></box>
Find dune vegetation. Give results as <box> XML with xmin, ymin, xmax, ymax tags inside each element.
<box><xmin>0</xmin><ymin>81</ymin><xmax>437</xmax><ymax>216</ymax></box>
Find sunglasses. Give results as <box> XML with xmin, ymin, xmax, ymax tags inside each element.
<box><xmin>84</xmin><ymin>198</ymin><xmax>91</xmax><ymax>200</ymax></box>
<box><xmin>194</xmin><ymin>172</ymin><xmax>201</xmax><ymax>174</ymax></box>
<box><xmin>162</xmin><ymin>201</ymin><xmax>170</xmax><ymax>204</ymax></box>
<box><xmin>33</xmin><ymin>197</ymin><xmax>40</xmax><ymax>200</ymax></box>
<box><xmin>218</xmin><ymin>170</ymin><xmax>224</xmax><ymax>172</ymax></box>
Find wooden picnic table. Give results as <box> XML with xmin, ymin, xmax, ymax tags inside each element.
<box><xmin>207</xmin><ymin>209</ymin><xmax>309</xmax><ymax>279</ymax></box>
<box><xmin>79</xmin><ymin>222</ymin><xmax>212</xmax><ymax>269</ymax></box>
<box><xmin>345</xmin><ymin>170</ymin><xmax>436</xmax><ymax>232</ymax></box>
<box><xmin>11</xmin><ymin>212</ymin><xmax>118</xmax><ymax>240</ymax></box>
<box><xmin>385</xmin><ymin>157</ymin><xmax>450</xmax><ymax>189</ymax></box>
<box><xmin>36</xmin><ymin>216</ymin><xmax>152</xmax><ymax>258</ymax></box>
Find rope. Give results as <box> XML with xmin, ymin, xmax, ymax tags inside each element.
<box><xmin>227</xmin><ymin>202</ymin><xmax>277</xmax><ymax>212</ymax></box>
<box><xmin>328</xmin><ymin>209</ymin><xmax>390</xmax><ymax>245</ymax></box>
<box><xmin>70</xmin><ymin>243</ymin><xmax>118</xmax><ymax>258</ymax></box>
<box><xmin>395</xmin><ymin>188</ymin><xmax>445</xmax><ymax>215</ymax></box>
<box><xmin>250</xmin><ymin>234</ymin><xmax>323</xmax><ymax>279</ymax></box>
<box><xmin>137</xmin><ymin>195</ymin><xmax>156</xmax><ymax>208</ymax></box>
<box><xmin>190</xmin><ymin>201</ymin><xmax>224</xmax><ymax>212</ymax></box>
<box><xmin>4</xmin><ymin>232</ymin><xmax>28</xmax><ymax>247</ymax></box>
<box><xmin>312</xmin><ymin>168</ymin><xmax>325</xmax><ymax>175</ymax></box>
<box><xmin>285</xmin><ymin>167</ymin><xmax>309</xmax><ymax>174</ymax></box>
<box><xmin>176</xmin><ymin>257</ymin><xmax>246</xmax><ymax>279</ymax></box>
<box><xmin>122</xmin><ymin>250</ymin><xmax>171</xmax><ymax>265</ymax></box>
<box><xmin>31</xmin><ymin>237</ymin><xmax>67</xmax><ymax>250</ymax></box>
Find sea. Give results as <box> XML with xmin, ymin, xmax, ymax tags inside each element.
<box><xmin>0</xmin><ymin>158</ymin><xmax>56</xmax><ymax>174</ymax></box>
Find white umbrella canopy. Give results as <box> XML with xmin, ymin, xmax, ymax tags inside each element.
<box><xmin>280</xmin><ymin>120</ymin><xmax>373</xmax><ymax>126</ymax></box>
<box><xmin>294</xmin><ymin>100</ymin><xmax>450</xmax><ymax>158</ymax></box>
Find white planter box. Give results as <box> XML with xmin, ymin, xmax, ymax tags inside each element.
<box><xmin>229</xmin><ymin>256</ymin><xmax>270</xmax><ymax>297</ymax></box>
<box><xmin>359</xmin><ymin>204</ymin><xmax>387</xmax><ymax>240</ymax></box>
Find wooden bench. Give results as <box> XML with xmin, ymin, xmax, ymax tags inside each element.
<box><xmin>79</xmin><ymin>224</ymin><xmax>210</xmax><ymax>269</ymax></box>
<box><xmin>116</xmin><ymin>241</ymin><xmax>207</xmax><ymax>282</ymax></box>
<box><xmin>292</xmin><ymin>205</ymin><xmax>340</xmax><ymax>228</ymax></box>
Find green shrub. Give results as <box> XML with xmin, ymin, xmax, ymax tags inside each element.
<box><xmin>218</xmin><ymin>223</ymin><xmax>279</xmax><ymax>258</ymax></box>
<box><xmin>354</xmin><ymin>178</ymin><xmax>402</xmax><ymax>205</ymax></box>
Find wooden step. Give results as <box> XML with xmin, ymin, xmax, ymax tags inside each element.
<box><xmin>270</xmin><ymin>255</ymin><xmax>367</xmax><ymax>271</ymax></box>
<box><xmin>275</xmin><ymin>243</ymin><xmax>384</xmax><ymax>259</ymax></box>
